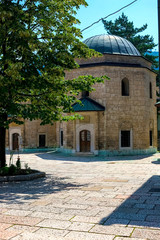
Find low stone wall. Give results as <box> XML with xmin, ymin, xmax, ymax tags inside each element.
<box><xmin>0</xmin><ymin>171</ymin><xmax>45</xmax><ymax>182</ymax></box>
<box><xmin>98</xmin><ymin>148</ymin><xmax>157</xmax><ymax>156</ymax></box>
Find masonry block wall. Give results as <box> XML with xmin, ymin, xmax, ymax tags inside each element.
<box><xmin>6</xmin><ymin>53</ymin><xmax>157</xmax><ymax>154</ymax></box>
<box><xmin>65</xmin><ymin>54</ymin><xmax>157</xmax><ymax>152</ymax></box>
<box><xmin>7</xmin><ymin>120</ymin><xmax>56</xmax><ymax>150</ymax></box>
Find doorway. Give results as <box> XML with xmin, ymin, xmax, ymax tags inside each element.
<box><xmin>12</xmin><ymin>133</ymin><xmax>19</xmax><ymax>150</ymax></box>
<box><xmin>39</xmin><ymin>134</ymin><xmax>46</xmax><ymax>147</ymax></box>
<box><xmin>80</xmin><ymin>130</ymin><xmax>91</xmax><ymax>152</ymax></box>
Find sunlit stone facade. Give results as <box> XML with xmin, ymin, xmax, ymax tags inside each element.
<box><xmin>6</xmin><ymin>35</ymin><xmax>157</xmax><ymax>156</ymax></box>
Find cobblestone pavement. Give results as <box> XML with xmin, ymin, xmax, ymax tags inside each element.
<box><xmin>1</xmin><ymin>152</ymin><xmax>160</xmax><ymax>239</ymax></box>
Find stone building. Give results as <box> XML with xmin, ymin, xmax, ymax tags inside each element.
<box><xmin>6</xmin><ymin>34</ymin><xmax>157</xmax><ymax>156</ymax></box>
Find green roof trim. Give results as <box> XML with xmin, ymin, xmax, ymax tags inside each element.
<box><xmin>72</xmin><ymin>97</ymin><xmax>105</xmax><ymax>112</ymax></box>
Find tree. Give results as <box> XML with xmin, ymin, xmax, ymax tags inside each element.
<box><xmin>0</xmin><ymin>0</ymin><xmax>107</xmax><ymax>167</ymax></box>
<box><xmin>102</xmin><ymin>13</ymin><xmax>158</xmax><ymax>69</ymax></box>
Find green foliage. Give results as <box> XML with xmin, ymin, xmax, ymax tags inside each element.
<box><xmin>24</xmin><ymin>163</ymin><xmax>29</xmax><ymax>170</ymax></box>
<box><xmin>24</xmin><ymin>163</ymin><xmax>31</xmax><ymax>174</ymax></box>
<box><xmin>102</xmin><ymin>13</ymin><xmax>158</xmax><ymax>69</ymax></box>
<box><xmin>8</xmin><ymin>164</ymin><xmax>17</xmax><ymax>175</ymax></box>
<box><xmin>0</xmin><ymin>162</ymin><xmax>31</xmax><ymax>175</ymax></box>
<box><xmin>16</xmin><ymin>157</ymin><xmax>21</xmax><ymax>169</ymax></box>
<box><xmin>9</xmin><ymin>151</ymin><xmax>14</xmax><ymax>166</ymax></box>
<box><xmin>0</xmin><ymin>166</ymin><xmax>9</xmax><ymax>176</ymax></box>
<box><xmin>0</xmin><ymin>0</ymin><xmax>107</xmax><ymax>167</ymax></box>
<box><xmin>0</xmin><ymin>0</ymin><xmax>105</xmax><ymax>129</ymax></box>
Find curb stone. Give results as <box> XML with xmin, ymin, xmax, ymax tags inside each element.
<box><xmin>0</xmin><ymin>171</ymin><xmax>45</xmax><ymax>182</ymax></box>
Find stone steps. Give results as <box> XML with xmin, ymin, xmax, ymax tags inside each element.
<box><xmin>74</xmin><ymin>152</ymin><xmax>95</xmax><ymax>157</ymax></box>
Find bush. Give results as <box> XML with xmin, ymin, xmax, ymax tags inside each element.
<box><xmin>0</xmin><ymin>161</ymin><xmax>32</xmax><ymax>176</ymax></box>
<box><xmin>8</xmin><ymin>164</ymin><xmax>17</xmax><ymax>175</ymax></box>
<box><xmin>0</xmin><ymin>167</ymin><xmax>9</xmax><ymax>176</ymax></box>
<box><xmin>16</xmin><ymin>157</ymin><xmax>21</xmax><ymax>169</ymax></box>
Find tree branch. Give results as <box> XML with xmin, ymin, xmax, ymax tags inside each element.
<box><xmin>17</xmin><ymin>91</ymin><xmax>50</xmax><ymax>97</ymax></box>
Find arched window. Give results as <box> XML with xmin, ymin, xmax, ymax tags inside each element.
<box><xmin>122</xmin><ymin>78</ymin><xmax>129</xmax><ymax>96</ymax></box>
<box><xmin>82</xmin><ymin>91</ymin><xmax>89</xmax><ymax>98</ymax></box>
<box><xmin>149</xmin><ymin>82</ymin><xmax>152</xmax><ymax>99</ymax></box>
<box><xmin>12</xmin><ymin>133</ymin><xmax>19</xmax><ymax>150</ymax></box>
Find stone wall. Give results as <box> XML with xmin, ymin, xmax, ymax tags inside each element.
<box><xmin>7</xmin><ymin>120</ymin><xmax>57</xmax><ymax>150</ymax></box>
<box><xmin>6</xmin><ymin>53</ymin><xmax>157</xmax><ymax>154</ymax></box>
<box><xmin>64</xmin><ymin>54</ymin><xmax>157</xmax><ymax>152</ymax></box>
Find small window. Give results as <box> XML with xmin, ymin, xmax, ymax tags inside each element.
<box><xmin>39</xmin><ymin>134</ymin><xmax>46</xmax><ymax>147</ymax></box>
<box><xmin>150</xmin><ymin>130</ymin><xmax>153</xmax><ymax>146</ymax></box>
<box><xmin>158</xmin><ymin>130</ymin><xmax>160</xmax><ymax>139</ymax></box>
<box><xmin>60</xmin><ymin>130</ymin><xmax>63</xmax><ymax>146</ymax></box>
<box><xmin>82</xmin><ymin>91</ymin><xmax>89</xmax><ymax>98</ymax></box>
<box><xmin>149</xmin><ymin>82</ymin><xmax>152</xmax><ymax>99</ymax></box>
<box><xmin>121</xmin><ymin>130</ymin><xmax>130</xmax><ymax>148</ymax></box>
<box><xmin>122</xmin><ymin>78</ymin><xmax>129</xmax><ymax>96</ymax></box>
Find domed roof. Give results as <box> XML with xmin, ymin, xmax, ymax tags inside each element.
<box><xmin>83</xmin><ymin>34</ymin><xmax>141</xmax><ymax>56</ymax></box>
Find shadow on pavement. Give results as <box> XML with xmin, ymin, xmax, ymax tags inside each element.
<box><xmin>99</xmin><ymin>175</ymin><xmax>160</xmax><ymax>228</ymax></box>
<box><xmin>34</xmin><ymin>151</ymin><xmax>156</xmax><ymax>163</ymax></box>
<box><xmin>0</xmin><ymin>175</ymin><xmax>87</xmax><ymax>205</ymax></box>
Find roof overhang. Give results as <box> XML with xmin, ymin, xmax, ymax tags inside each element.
<box><xmin>72</xmin><ymin>97</ymin><xmax>105</xmax><ymax>112</ymax></box>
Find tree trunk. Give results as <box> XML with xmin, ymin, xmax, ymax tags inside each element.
<box><xmin>0</xmin><ymin>114</ymin><xmax>7</xmax><ymax>168</ymax></box>
<box><xmin>0</xmin><ymin>126</ymin><xmax>6</xmax><ymax>168</ymax></box>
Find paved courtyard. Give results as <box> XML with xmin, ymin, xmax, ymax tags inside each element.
<box><xmin>1</xmin><ymin>152</ymin><xmax>160</xmax><ymax>239</ymax></box>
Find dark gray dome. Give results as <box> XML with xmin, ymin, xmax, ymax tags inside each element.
<box><xmin>83</xmin><ymin>34</ymin><xmax>141</xmax><ymax>56</ymax></box>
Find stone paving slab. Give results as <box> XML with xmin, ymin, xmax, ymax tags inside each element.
<box><xmin>71</xmin><ymin>215</ymin><xmax>103</xmax><ymax>224</ymax></box>
<box><xmin>1</xmin><ymin>152</ymin><xmax>160</xmax><ymax>239</ymax></box>
<box><xmin>0</xmin><ymin>208</ymin><xmax>8</xmax><ymax>213</ymax></box>
<box><xmin>90</xmin><ymin>225</ymin><xmax>134</xmax><ymax>236</ymax></box>
<box><xmin>114</xmin><ymin>238</ymin><xmax>147</xmax><ymax>240</ymax></box>
<box><xmin>4</xmin><ymin>209</ymin><xmax>32</xmax><ymax>217</ymax></box>
<box><xmin>0</xmin><ymin>215</ymin><xmax>42</xmax><ymax>226</ymax></box>
<box><xmin>146</xmin><ymin>214</ymin><xmax>160</xmax><ymax>222</ymax></box>
<box><xmin>133</xmin><ymin>203</ymin><xmax>155</xmax><ymax>209</ymax></box>
<box><xmin>0</xmin><ymin>223</ymin><xmax>12</xmax><ymax>230</ymax></box>
<box><xmin>36</xmin><ymin>219</ymin><xmax>71</xmax><ymax>229</ymax></box>
<box><xmin>11</xmin><ymin>232</ymin><xmax>114</xmax><ymax>240</ymax></box>
<box><xmin>132</xmin><ymin>228</ymin><xmax>160</xmax><ymax>239</ymax></box>
<box><xmin>11</xmin><ymin>232</ymin><xmax>66</xmax><ymax>240</ymax></box>
<box><xmin>31</xmin><ymin>228</ymin><xmax>69</xmax><ymax>238</ymax></box>
<box><xmin>29</xmin><ymin>211</ymin><xmax>74</xmax><ymax>221</ymax></box>
<box><xmin>103</xmin><ymin>217</ymin><xmax>130</xmax><ymax>226</ymax></box>
<box><xmin>64</xmin><ymin>231</ymin><xmax>115</xmax><ymax>240</ymax></box>
<box><xmin>0</xmin><ymin>229</ymin><xmax>21</xmax><ymax>240</ymax></box>
<box><xmin>128</xmin><ymin>220</ymin><xmax>160</xmax><ymax>229</ymax></box>
<box><xmin>8</xmin><ymin>225</ymin><xmax>40</xmax><ymax>233</ymax></box>
<box><xmin>67</xmin><ymin>222</ymin><xmax>95</xmax><ymax>231</ymax></box>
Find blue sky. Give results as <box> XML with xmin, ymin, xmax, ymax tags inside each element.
<box><xmin>76</xmin><ymin>0</ymin><xmax>158</xmax><ymax>51</ymax></box>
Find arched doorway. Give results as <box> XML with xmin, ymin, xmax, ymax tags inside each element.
<box><xmin>80</xmin><ymin>130</ymin><xmax>91</xmax><ymax>152</ymax></box>
<box><xmin>12</xmin><ymin>133</ymin><xmax>19</xmax><ymax>150</ymax></box>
